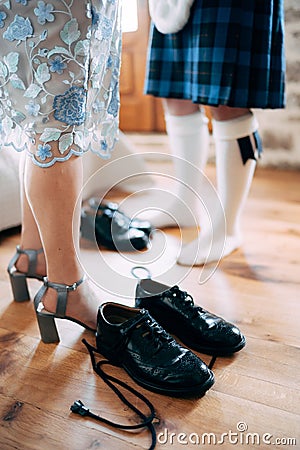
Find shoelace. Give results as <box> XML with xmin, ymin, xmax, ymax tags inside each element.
<box><xmin>113</xmin><ymin>209</ymin><xmax>130</xmax><ymax>228</ymax></box>
<box><xmin>71</xmin><ymin>338</ymin><xmax>157</xmax><ymax>450</ymax></box>
<box><xmin>120</xmin><ymin>310</ymin><xmax>174</xmax><ymax>354</ymax></box>
<box><xmin>166</xmin><ymin>285</ymin><xmax>202</xmax><ymax>319</ymax></box>
<box><xmin>102</xmin><ymin>208</ymin><xmax>129</xmax><ymax>230</ymax></box>
<box><xmin>141</xmin><ymin>317</ymin><xmax>174</xmax><ymax>354</ymax></box>
<box><xmin>165</xmin><ymin>286</ymin><xmax>217</xmax><ymax>369</ymax></box>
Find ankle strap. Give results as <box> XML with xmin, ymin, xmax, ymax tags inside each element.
<box><xmin>44</xmin><ymin>275</ymin><xmax>86</xmax><ymax>318</ymax></box>
<box><xmin>44</xmin><ymin>275</ymin><xmax>86</xmax><ymax>291</ymax></box>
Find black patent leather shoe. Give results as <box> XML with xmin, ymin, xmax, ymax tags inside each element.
<box><xmin>96</xmin><ymin>302</ymin><xmax>214</xmax><ymax>397</ymax></box>
<box><xmin>88</xmin><ymin>198</ymin><xmax>154</xmax><ymax>237</ymax></box>
<box><xmin>81</xmin><ymin>208</ymin><xmax>149</xmax><ymax>251</ymax></box>
<box><xmin>135</xmin><ymin>279</ymin><xmax>246</xmax><ymax>356</ymax></box>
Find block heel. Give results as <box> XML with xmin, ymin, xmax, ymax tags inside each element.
<box><xmin>9</xmin><ymin>272</ymin><xmax>30</xmax><ymax>302</ymax></box>
<box><xmin>36</xmin><ymin>311</ymin><xmax>60</xmax><ymax>343</ymax></box>
<box><xmin>7</xmin><ymin>246</ymin><xmax>44</xmax><ymax>301</ymax></box>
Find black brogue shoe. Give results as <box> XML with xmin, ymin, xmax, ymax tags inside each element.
<box><xmin>96</xmin><ymin>302</ymin><xmax>215</xmax><ymax>397</ymax></box>
<box><xmin>135</xmin><ymin>279</ymin><xmax>246</xmax><ymax>356</ymax></box>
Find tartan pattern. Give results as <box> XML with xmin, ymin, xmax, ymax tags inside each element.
<box><xmin>145</xmin><ymin>0</ymin><xmax>285</xmax><ymax>108</ymax></box>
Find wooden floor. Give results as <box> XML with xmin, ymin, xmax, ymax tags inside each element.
<box><xmin>0</xmin><ymin>157</ymin><xmax>299</xmax><ymax>449</ymax></box>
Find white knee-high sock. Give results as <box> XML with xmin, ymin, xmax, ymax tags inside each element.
<box><xmin>178</xmin><ymin>112</ymin><xmax>260</xmax><ymax>266</ymax></box>
<box><xmin>147</xmin><ymin>111</ymin><xmax>209</xmax><ymax>228</ymax></box>
<box><xmin>214</xmin><ymin>113</ymin><xmax>259</xmax><ymax>236</ymax></box>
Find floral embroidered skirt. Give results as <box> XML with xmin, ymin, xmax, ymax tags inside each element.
<box><xmin>0</xmin><ymin>0</ymin><xmax>122</xmax><ymax>167</ymax></box>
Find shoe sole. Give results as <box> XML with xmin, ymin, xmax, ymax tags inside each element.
<box><xmin>97</xmin><ymin>341</ymin><xmax>215</xmax><ymax>398</ymax></box>
<box><xmin>176</xmin><ymin>334</ymin><xmax>246</xmax><ymax>356</ymax></box>
<box><xmin>124</xmin><ymin>366</ymin><xmax>215</xmax><ymax>398</ymax></box>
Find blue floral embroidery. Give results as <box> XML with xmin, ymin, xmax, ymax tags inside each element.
<box><xmin>49</xmin><ymin>56</ymin><xmax>66</xmax><ymax>74</ymax></box>
<box><xmin>0</xmin><ymin>1</ymin><xmax>121</xmax><ymax>167</ymax></box>
<box><xmin>98</xmin><ymin>15</ymin><xmax>113</xmax><ymax>40</ymax></box>
<box><xmin>34</xmin><ymin>1</ymin><xmax>55</xmax><ymax>25</ymax></box>
<box><xmin>0</xmin><ymin>11</ymin><xmax>7</xmax><ymax>28</ymax></box>
<box><xmin>15</xmin><ymin>0</ymin><xmax>31</xmax><ymax>5</ymax></box>
<box><xmin>38</xmin><ymin>48</ymin><xmax>49</xmax><ymax>57</ymax></box>
<box><xmin>107</xmin><ymin>82</ymin><xmax>119</xmax><ymax>118</ymax></box>
<box><xmin>92</xmin><ymin>99</ymin><xmax>104</xmax><ymax>113</ymax></box>
<box><xmin>3</xmin><ymin>15</ymin><xmax>33</xmax><ymax>42</ymax></box>
<box><xmin>37</xmin><ymin>143</ymin><xmax>52</xmax><ymax>160</ymax></box>
<box><xmin>101</xmin><ymin>140</ymin><xmax>108</xmax><ymax>151</ymax></box>
<box><xmin>25</xmin><ymin>100</ymin><xmax>40</xmax><ymax>116</ymax></box>
<box><xmin>53</xmin><ymin>86</ymin><xmax>87</xmax><ymax>126</ymax></box>
<box><xmin>91</xmin><ymin>7</ymin><xmax>100</xmax><ymax>27</ymax></box>
<box><xmin>106</xmin><ymin>55</ymin><xmax>113</xmax><ymax>69</ymax></box>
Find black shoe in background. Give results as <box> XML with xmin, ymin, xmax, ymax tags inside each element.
<box><xmin>88</xmin><ymin>198</ymin><xmax>154</xmax><ymax>237</ymax></box>
<box><xmin>81</xmin><ymin>208</ymin><xmax>149</xmax><ymax>251</ymax></box>
<box><xmin>96</xmin><ymin>302</ymin><xmax>214</xmax><ymax>397</ymax></box>
<box><xmin>135</xmin><ymin>278</ymin><xmax>246</xmax><ymax>356</ymax></box>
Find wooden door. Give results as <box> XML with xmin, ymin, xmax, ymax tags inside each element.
<box><xmin>119</xmin><ymin>1</ymin><xmax>211</xmax><ymax>133</ymax></box>
<box><xmin>119</xmin><ymin>0</ymin><xmax>165</xmax><ymax>132</ymax></box>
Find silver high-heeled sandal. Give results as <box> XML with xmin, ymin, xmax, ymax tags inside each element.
<box><xmin>34</xmin><ymin>275</ymin><xmax>96</xmax><ymax>344</ymax></box>
<box><xmin>7</xmin><ymin>246</ymin><xmax>44</xmax><ymax>302</ymax></box>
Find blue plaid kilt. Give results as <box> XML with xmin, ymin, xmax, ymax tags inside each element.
<box><xmin>145</xmin><ymin>0</ymin><xmax>285</xmax><ymax>108</ymax></box>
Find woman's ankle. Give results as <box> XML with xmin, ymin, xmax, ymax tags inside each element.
<box><xmin>46</xmin><ymin>269</ymin><xmax>84</xmax><ymax>287</ymax></box>
<box><xmin>41</xmin><ymin>279</ymin><xmax>98</xmax><ymax>330</ymax></box>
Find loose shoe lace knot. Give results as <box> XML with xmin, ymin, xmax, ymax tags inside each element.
<box><xmin>142</xmin><ymin>318</ymin><xmax>173</xmax><ymax>352</ymax></box>
<box><xmin>168</xmin><ymin>286</ymin><xmax>202</xmax><ymax>319</ymax></box>
<box><xmin>120</xmin><ymin>310</ymin><xmax>173</xmax><ymax>352</ymax></box>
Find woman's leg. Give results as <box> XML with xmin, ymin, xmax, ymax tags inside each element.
<box><xmin>144</xmin><ymin>98</ymin><xmax>209</xmax><ymax>228</ymax></box>
<box><xmin>15</xmin><ymin>152</ymin><xmax>46</xmax><ymax>277</ymax></box>
<box><xmin>24</xmin><ymin>143</ymin><xmax>99</xmax><ymax>329</ymax></box>
<box><xmin>178</xmin><ymin>106</ymin><xmax>259</xmax><ymax>266</ymax></box>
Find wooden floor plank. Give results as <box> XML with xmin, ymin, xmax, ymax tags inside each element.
<box><xmin>1</xmin><ymin>162</ymin><xmax>299</xmax><ymax>449</ymax></box>
<box><xmin>0</xmin><ymin>396</ymin><xmax>141</xmax><ymax>450</ymax></box>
